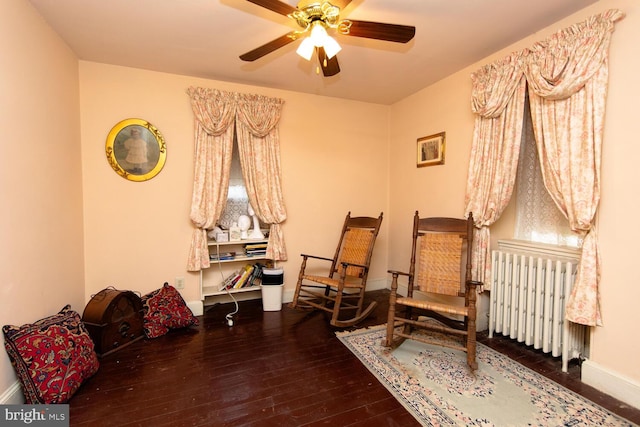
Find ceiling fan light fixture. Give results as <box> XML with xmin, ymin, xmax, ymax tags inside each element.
<box><xmin>296</xmin><ymin>21</ymin><xmax>341</xmax><ymax>61</ymax></box>
<box><xmin>309</xmin><ymin>21</ymin><xmax>329</xmax><ymax>46</ymax></box>
<box><xmin>240</xmin><ymin>0</ymin><xmax>417</xmax><ymax>78</ymax></box>
<box><xmin>322</xmin><ymin>35</ymin><xmax>341</xmax><ymax>59</ymax></box>
<box><xmin>296</xmin><ymin>37</ymin><xmax>315</xmax><ymax>60</ymax></box>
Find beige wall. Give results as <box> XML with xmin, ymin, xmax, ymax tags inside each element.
<box><xmin>388</xmin><ymin>71</ymin><xmax>475</xmax><ymax>273</ymax></box>
<box><xmin>0</xmin><ymin>1</ymin><xmax>84</xmax><ymax>398</ymax></box>
<box><xmin>389</xmin><ymin>0</ymin><xmax>640</xmax><ymax>405</ymax></box>
<box><xmin>78</xmin><ymin>62</ymin><xmax>390</xmax><ymax>307</ymax></box>
<box><xmin>2</xmin><ymin>0</ymin><xmax>639</xmax><ymax>409</ymax></box>
<box><xmin>586</xmin><ymin>0</ymin><xmax>640</xmax><ymax>400</ymax></box>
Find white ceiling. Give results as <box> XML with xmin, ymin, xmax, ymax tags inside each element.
<box><xmin>28</xmin><ymin>0</ymin><xmax>598</xmax><ymax>105</ymax></box>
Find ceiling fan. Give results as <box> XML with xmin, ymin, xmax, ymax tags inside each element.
<box><xmin>239</xmin><ymin>0</ymin><xmax>416</xmax><ymax>77</ymax></box>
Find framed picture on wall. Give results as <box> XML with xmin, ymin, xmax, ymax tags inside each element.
<box><xmin>417</xmin><ymin>132</ymin><xmax>445</xmax><ymax>167</ymax></box>
<box><xmin>105</xmin><ymin>118</ymin><xmax>167</xmax><ymax>181</ymax></box>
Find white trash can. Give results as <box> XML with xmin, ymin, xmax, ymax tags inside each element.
<box><xmin>261</xmin><ymin>268</ymin><xmax>284</xmax><ymax>311</ymax></box>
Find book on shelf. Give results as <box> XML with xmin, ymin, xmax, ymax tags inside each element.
<box><xmin>244</xmin><ymin>242</ymin><xmax>267</xmax><ymax>250</ymax></box>
<box><xmin>219</xmin><ymin>269</ymin><xmax>241</xmax><ymax>291</ymax></box>
<box><xmin>244</xmin><ymin>242</ymin><xmax>267</xmax><ymax>257</ymax></box>
<box><xmin>233</xmin><ymin>264</ymin><xmax>254</xmax><ymax>289</ymax></box>
<box><xmin>218</xmin><ymin>262</ymin><xmax>265</xmax><ymax>291</ymax></box>
<box><xmin>248</xmin><ymin>263</ymin><xmax>264</xmax><ymax>287</ymax></box>
<box><xmin>210</xmin><ymin>251</ymin><xmax>236</xmax><ymax>261</ymax></box>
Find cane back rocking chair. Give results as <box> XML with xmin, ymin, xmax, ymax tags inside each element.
<box><xmin>290</xmin><ymin>212</ymin><xmax>383</xmax><ymax>327</ymax></box>
<box><xmin>385</xmin><ymin>212</ymin><xmax>482</xmax><ymax>370</ymax></box>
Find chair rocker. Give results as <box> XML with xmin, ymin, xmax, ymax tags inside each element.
<box><xmin>385</xmin><ymin>212</ymin><xmax>482</xmax><ymax>371</ymax></box>
<box><xmin>290</xmin><ymin>212</ymin><xmax>383</xmax><ymax>327</ymax></box>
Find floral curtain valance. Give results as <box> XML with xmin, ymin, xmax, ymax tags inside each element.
<box><xmin>465</xmin><ymin>9</ymin><xmax>624</xmax><ymax>326</ymax></box>
<box><xmin>471</xmin><ymin>52</ymin><xmax>527</xmax><ymax>119</ymax></box>
<box><xmin>470</xmin><ymin>9</ymin><xmax>624</xmax><ymax>117</ymax></box>
<box><xmin>524</xmin><ymin>9</ymin><xmax>622</xmax><ymax>101</ymax></box>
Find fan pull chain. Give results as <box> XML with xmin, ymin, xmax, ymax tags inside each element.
<box><xmin>316</xmin><ymin>57</ymin><xmax>328</xmax><ymax>75</ymax></box>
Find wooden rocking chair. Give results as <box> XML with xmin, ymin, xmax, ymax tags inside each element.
<box><xmin>385</xmin><ymin>212</ymin><xmax>482</xmax><ymax>371</ymax></box>
<box><xmin>290</xmin><ymin>212</ymin><xmax>383</xmax><ymax>327</ymax></box>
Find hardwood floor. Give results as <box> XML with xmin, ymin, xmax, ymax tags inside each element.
<box><xmin>69</xmin><ymin>290</ymin><xmax>640</xmax><ymax>426</ymax></box>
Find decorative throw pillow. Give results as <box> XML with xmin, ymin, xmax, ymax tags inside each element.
<box><xmin>141</xmin><ymin>282</ymin><xmax>198</xmax><ymax>339</ymax></box>
<box><xmin>2</xmin><ymin>305</ymin><xmax>100</xmax><ymax>404</ymax></box>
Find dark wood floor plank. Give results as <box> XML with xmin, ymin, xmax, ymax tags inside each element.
<box><xmin>68</xmin><ymin>290</ymin><xmax>640</xmax><ymax>426</ymax></box>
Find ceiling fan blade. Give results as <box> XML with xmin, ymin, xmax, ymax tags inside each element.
<box><xmin>317</xmin><ymin>47</ymin><xmax>340</xmax><ymax>77</ymax></box>
<box><xmin>341</xmin><ymin>20</ymin><xmax>416</xmax><ymax>43</ymax></box>
<box><xmin>245</xmin><ymin>0</ymin><xmax>297</xmax><ymax>17</ymax></box>
<box><xmin>331</xmin><ymin>0</ymin><xmax>353</xmax><ymax>9</ymax></box>
<box><xmin>240</xmin><ymin>32</ymin><xmax>297</xmax><ymax>61</ymax></box>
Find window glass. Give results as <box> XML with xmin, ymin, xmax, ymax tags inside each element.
<box><xmin>217</xmin><ymin>135</ymin><xmax>265</xmax><ymax>232</ymax></box>
<box><xmin>513</xmin><ymin>99</ymin><xmax>582</xmax><ymax>248</ymax></box>
<box><xmin>218</xmin><ymin>136</ymin><xmax>249</xmax><ymax>230</ymax></box>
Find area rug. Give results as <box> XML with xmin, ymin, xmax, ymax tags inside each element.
<box><xmin>337</xmin><ymin>321</ymin><xmax>637</xmax><ymax>427</ymax></box>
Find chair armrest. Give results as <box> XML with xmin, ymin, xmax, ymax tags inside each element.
<box><xmin>387</xmin><ymin>270</ymin><xmax>411</xmax><ymax>294</ymax></box>
<box><xmin>340</xmin><ymin>261</ymin><xmax>368</xmax><ymax>269</ymax></box>
<box><xmin>465</xmin><ymin>280</ymin><xmax>483</xmax><ymax>296</ymax></box>
<box><xmin>300</xmin><ymin>253</ymin><xmax>334</xmax><ymax>262</ymax></box>
<box><xmin>387</xmin><ymin>270</ymin><xmax>410</xmax><ymax>277</ymax></box>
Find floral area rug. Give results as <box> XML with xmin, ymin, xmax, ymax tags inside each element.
<box><xmin>337</xmin><ymin>321</ymin><xmax>637</xmax><ymax>427</ymax></box>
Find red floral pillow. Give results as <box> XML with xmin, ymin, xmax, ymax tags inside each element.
<box><xmin>141</xmin><ymin>283</ymin><xmax>198</xmax><ymax>338</ymax></box>
<box><xmin>2</xmin><ymin>305</ymin><xmax>99</xmax><ymax>404</ymax></box>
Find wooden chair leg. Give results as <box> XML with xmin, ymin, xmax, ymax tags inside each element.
<box><xmin>321</xmin><ymin>285</ymin><xmax>331</xmax><ymax>308</ymax></box>
<box><xmin>290</xmin><ymin>256</ymin><xmax>308</xmax><ymax>309</ymax></box>
<box><xmin>330</xmin><ymin>270</ymin><xmax>348</xmax><ymax>326</ymax></box>
<box><xmin>331</xmin><ymin>289</ymin><xmax>344</xmax><ymax>326</ymax></box>
<box><xmin>467</xmin><ymin>317</ymin><xmax>477</xmax><ymax>371</ymax></box>
<box><xmin>354</xmin><ymin>290</ymin><xmax>365</xmax><ymax>318</ymax></box>
<box><xmin>467</xmin><ymin>283</ymin><xmax>478</xmax><ymax>371</ymax></box>
<box><xmin>385</xmin><ymin>274</ymin><xmax>400</xmax><ymax>347</ymax></box>
<box><xmin>403</xmin><ymin>306</ymin><xmax>413</xmax><ymax>336</ymax></box>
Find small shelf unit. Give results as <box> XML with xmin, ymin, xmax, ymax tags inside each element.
<box><xmin>200</xmin><ymin>238</ymin><xmax>270</xmax><ymax>301</ymax></box>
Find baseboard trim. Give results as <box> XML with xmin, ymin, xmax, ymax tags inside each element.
<box><xmin>282</xmin><ymin>277</ymin><xmax>387</xmax><ymax>305</ymax></box>
<box><xmin>365</xmin><ymin>278</ymin><xmax>387</xmax><ymax>292</ymax></box>
<box><xmin>187</xmin><ymin>300</ymin><xmax>204</xmax><ymax>317</ymax></box>
<box><xmin>582</xmin><ymin>359</ymin><xmax>640</xmax><ymax>409</ymax></box>
<box><xmin>0</xmin><ymin>380</ymin><xmax>23</xmax><ymax>404</ymax></box>
<box><xmin>192</xmin><ymin>278</ymin><xmax>389</xmax><ymax>315</ymax></box>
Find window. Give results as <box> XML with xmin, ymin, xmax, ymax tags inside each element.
<box><xmin>513</xmin><ymin>98</ymin><xmax>582</xmax><ymax>248</ymax></box>
<box><xmin>218</xmin><ymin>134</ymin><xmax>265</xmax><ymax>231</ymax></box>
